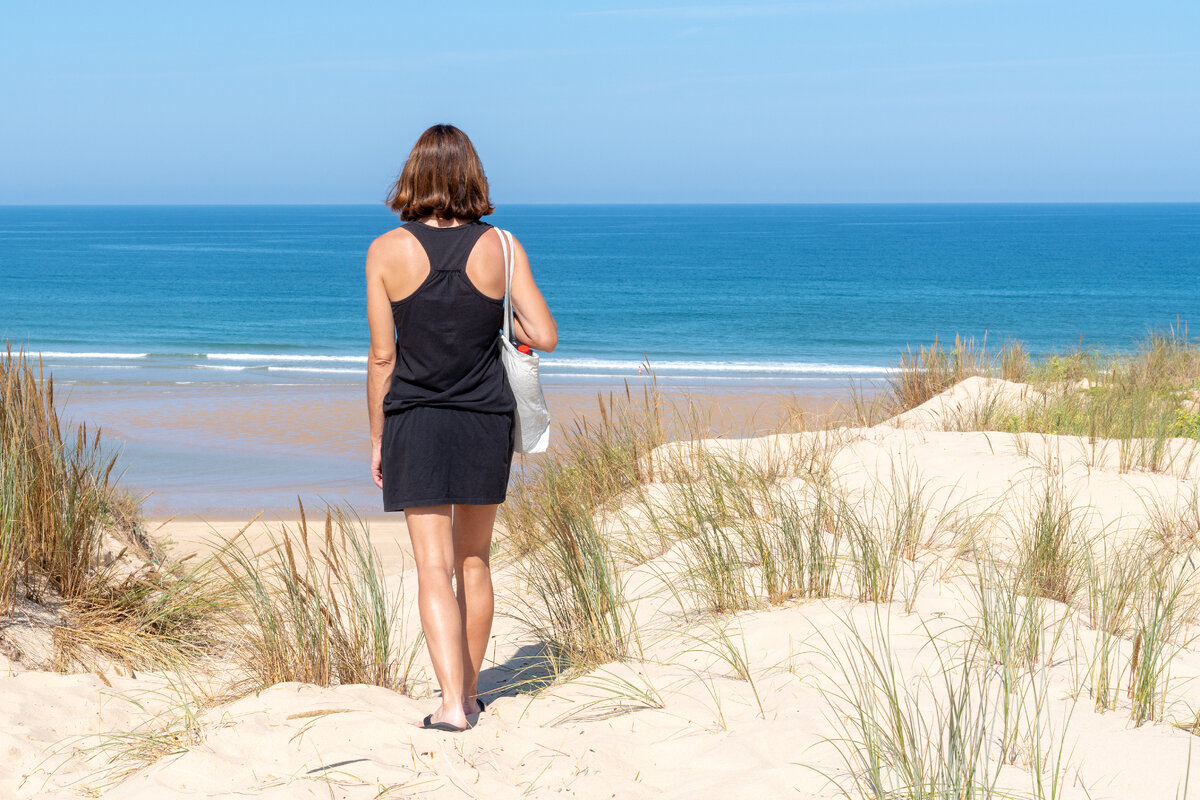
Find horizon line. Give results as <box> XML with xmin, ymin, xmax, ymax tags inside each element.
<box><xmin>2</xmin><ymin>200</ymin><xmax>1199</xmax><ymax>208</ymax></box>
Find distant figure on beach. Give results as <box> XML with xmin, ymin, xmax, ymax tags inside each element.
<box><xmin>365</xmin><ymin>124</ymin><xmax>557</xmax><ymax>732</ymax></box>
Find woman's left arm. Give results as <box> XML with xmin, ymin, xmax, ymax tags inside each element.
<box><xmin>365</xmin><ymin>239</ymin><xmax>397</xmax><ymax>488</ymax></box>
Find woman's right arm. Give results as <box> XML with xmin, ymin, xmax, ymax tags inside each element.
<box><xmin>507</xmin><ymin>235</ymin><xmax>558</xmax><ymax>352</ymax></box>
<box><xmin>365</xmin><ymin>238</ymin><xmax>398</xmax><ymax>488</ymax></box>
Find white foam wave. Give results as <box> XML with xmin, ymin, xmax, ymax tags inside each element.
<box><xmin>40</xmin><ymin>351</ymin><xmax>149</xmax><ymax>359</ymax></box>
<box><xmin>266</xmin><ymin>366</ymin><xmax>363</xmax><ymax>374</ymax></box>
<box><xmin>196</xmin><ymin>365</ymin><xmax>249</xmax><ymax>371</ymax></box>
<box><xmin>541</xmin><ymin>358</ymin><xmax>892</xmax><ymax>375</ymax></box>
<box><xmin>207</xmin><ymin>353</ymin><xmax>365</xmax><ymax>363</ymax></box>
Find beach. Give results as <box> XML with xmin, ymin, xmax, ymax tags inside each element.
<box><xmin>4</xmin><ymin>204</ymin><xmax>1200</xmax><ymax>798</ymax></box>
<box><xmin>7</xmin><ymin>346</ymin><xmax>1200</xmax><ymax>797</ymax></box>
<box><xmin>57</xmin><ymin>379</ymin><xmax>859</xmax><ymax>519</ymax></box>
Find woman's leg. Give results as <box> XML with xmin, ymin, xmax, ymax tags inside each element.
<box><xmin>452</xmin><ymin>503</ymin><xmax>498</xmax><ymax>713</ymax></box>
<box><xmin>405</xmin><ymin>506</ymin><xmax>468</xmax><ymax>729</ymax></box>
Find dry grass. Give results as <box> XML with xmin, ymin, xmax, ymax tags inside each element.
<box><xmin>886</xmin><ymin>333</ymin><xmax>990</xmax><ymax>414</ymax></box>
<box><xmin>500</xmin><ymin>381</ymin><xmax>668</xmax><ymax>559</ymax></box>
<box><xmin>0</xmin><ymin>346</ymin><xmax>117</xmax><ymax>610</ymax></box>
<box><xmin>215</xmin><ymin>503</ymin><xmax>423</xmax><ymax>693</ymax></box>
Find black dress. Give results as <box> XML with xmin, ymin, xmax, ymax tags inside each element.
<box><xmin>380</xmin><ymin>220</ymin><xmax>516</xmax><ymax>511</ymax></box>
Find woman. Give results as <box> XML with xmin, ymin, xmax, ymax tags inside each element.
<box><xmin>366</xmin><ymin>124</ymin><xmax>557</xmax><ymax>732</ymax></box>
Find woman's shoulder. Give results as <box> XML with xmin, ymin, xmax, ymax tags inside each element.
<box><xmin>368</xmin><ymin>226</ymin><xmax>423</xmax><ymax>257</ymax></box>
<box><xmin>365</xmin><ymin>227</ymin><xmax>426</xmax><ymax>279</ymax></box>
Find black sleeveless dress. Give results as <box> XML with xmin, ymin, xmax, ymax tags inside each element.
<box><xmin>381</xmin><ymin>220</ymin><xmax>516</xmax><ymax>511</ymax></box>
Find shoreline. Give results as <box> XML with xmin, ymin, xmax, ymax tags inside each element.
<box><xmin>59</xmin><ymin>377</ymin><xmax>878</xmax><ymax>522</ymax></box>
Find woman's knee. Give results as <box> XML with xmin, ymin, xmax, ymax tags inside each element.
<box><xmin>415</xmin><ymin>560</ymin><xmax>455</xmax><ymax>590</ymax></box>
<box><xmin>456</xmin><ymin>554</ymin><xmax>491</xmax><ymax>582</ymax></box>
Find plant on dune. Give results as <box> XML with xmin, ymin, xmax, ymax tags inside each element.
<box><xmin>815</xmin><ymin>613</ymin><xmax>1002</xmax><ymax>799</ymax></box>
<box><xmin>216</xmin><ymin>504</ymin><xmax>423</xmax><ymax>692</ymax></box>
<box><xmin>768</xmin><ymin>486</ymin><xmax>840</xmax><ymax>603</ymax></box>
<box><xmin>1015</xmin><ymin>482</ymin><xmax>1088</xmax><ymax>606</ymax></box>
<box><xmin>500</xmin><ymin>380</ymin><xmax>666</xmax><ymax>558</ymax></box>
<box><xmin>0</xmin><ymin>345</ymin><xmax>118</xmax><ymax>609</ymax></box>
<box><xmin>682</xmin><ymin>620</ymin><xmax>764</xmax><ymax>718</ymax></box>
<box><xmin>0</xmin><ymin>346</ymin><xmax>216</xmax><ymax>672</ymax></box>
<box><xmin>512</xmin><ymin>483</ymin><xmax>632</xmax><ymax>674</ymax></box>
<box><xmin>1027</xmin><ymin>348</ymin><xmax>1102</xmax><ymax>385</ymax></box>
<box><xmin>1124</xmin><ymin>323</ymin><xmax>1200</xmax><ymax>392</ymax></box>
<box><xmin>1127</xmin><ymin>553</ymin><xmax>1195</xmax><ymax>727</ymax></box>
<box><xmin>838</xmin><ymin>466</ymin><xmax>936</xmax><ymax>605</ymax></box>
<box><xmin>781</xmin><ymin>426</ymin><xmax>855</xmax><ymax>486</ymax></box>
<box><xmin>1081</xmin><ymin>540</ymin><xmax>1147</xmax><ymax>713</ymax></box>
<box><xmin>547</xmin><ymin>666</ymin><xmax>665</xmax><ymax>725</ymax></box>
<box><xmin>52</xmin><ymin>552</ymin><xmax>223</xmax><ymax>671</ymax></box>
<box><xmin>966</xmin><ymin>552</ymin><xmax>1062</xmax><ymax>763</ymax></box>
<box><xmin>886</xmin><ymin>333</ymin><xmax>990</xmax><ymax>414</ymax></box>
<box><xmin>1144</xmin><ymin>487</ymin><xmax>1200</xmax><ymax>555</ymax></box>
<box><xmin>815</xmin><ymin>610</ymin><xmax>1081</xmax><ymax>799</ymax></box>
<box><xmin>40</xmin><ymin>671</ymin><xmax>214</xmax><ymax>794</ymax></box>
<box><xmin>655</xmin><ymin>448</ymin><xmax>764</xmax><ymax>614</ymax></box>
<box><xmin>999</xmin><ymin>341</ymin><xmax>1030</xmax><ymax>383</ymax></box>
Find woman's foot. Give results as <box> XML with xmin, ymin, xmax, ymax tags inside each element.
<box><xmin>415</xmin><ymin>704</ymin><xmax>469</xmax><ymax>732</ymax></box>
<box><xmin>464</xmin><ymin>697</ymin><xmax>486</xmax><ymax>715</ymax></box>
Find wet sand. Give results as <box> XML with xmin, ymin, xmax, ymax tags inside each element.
<box><xmin>59</xmin><ymin>379</ymin><xmax>873</xmax><ymax>520</ymax></box>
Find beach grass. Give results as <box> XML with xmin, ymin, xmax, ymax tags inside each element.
<box><xmin>1</xmin><ymin>345</ymin><xmax>225</xmax><ymax>671</ymax></box>
<box><xmin>214</xmin><ymin>503</ymin><xmax>423</xmax><ymax>693</ymax></box>
<box><xmin>510</xmin><ymin>487</ymin><xmax>633</xmax><ymax>675</ymax></box>
<box><xmin>15</xmin><ymin>327</ymin><xmax>1200</xmax><ymax>794</ymax></box>
<box><xmin>885</xmin><ymin>327</ymin><xmax>1200</xmax><ymax>474</ymax></box>
<box><xmin>0</xmin><ymin>346</ymin><xmax>116</xmax><ymax>610</ymax></box>
<box><xmin>816</xmin><ymin>613</ymin><xmax>1003</xmax><ymax>799</ymax></box>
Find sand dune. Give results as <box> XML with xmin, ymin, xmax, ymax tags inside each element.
<box><xmin>7</xmin><ymin>378</ymin><xmax>1200</xmax><ymax>798</ymax></box>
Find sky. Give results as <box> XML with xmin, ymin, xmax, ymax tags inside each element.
<box><xmin>1</xmin><ymin>1</ymin><xmax>1197</xmax><ymax>204</ymax></box>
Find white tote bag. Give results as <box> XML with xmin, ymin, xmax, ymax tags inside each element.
<box><xmin>496</xmin><ymin>228</ymin><xmax>551</xmax><ymax>453</ymax></box>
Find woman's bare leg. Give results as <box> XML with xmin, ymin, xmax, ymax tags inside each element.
<box><xmin>405</xmin><ymin>506</ymin><xmax>468</xmax><ymax>729</ymax></box>
<box><xmin>452</xmin><ymin>503</ymin><xmax>498</xmax><ymax>713</ymax></box>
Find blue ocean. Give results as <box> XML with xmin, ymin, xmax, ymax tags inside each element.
<box><xmin>3</xmin><ymin>204</ymin><xmax>1199</xmax><ymax>386</ymax></box>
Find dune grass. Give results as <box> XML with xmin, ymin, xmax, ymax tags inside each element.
<box><xmin>215</xmin><ymin>504</ymin><xmax>423</xmax><ymax>693</ymax></box>
<box><xmin>500</xmin><ymin>381</ymin><xmax>668</xmax><ymax>559</ymax></box>
<box><xmin>886</xmin><ymin>333</ymin><xmax>990</xmax><ymax>414</ymax></box>
<box><xmin>0</xmin><ymin>346</ymin><xmax>225</xmax><ymax>671</ymax></box>
<box><xmin>817</xmin><ymin>614</ymin><xmax>1003</xmax><ymax>799</ymax></box>
<box><xmin>1015</xmin><ymin>481</ymin><xmax>1088</xmax><ymax>606</ymax></box>
<box><xmin>0</xmin><ymin>346</ymin><xmax>117</xmax><ymax>610</ymax></box>
<box><xmin>511</xmin><ymin>487</ymin><xmax>633</xmax><ymax>675</ymax></box>
<box><xmin>885</xmin><ymin>326</ymin><xmax>1200</xmax><ymax>476</ymax></box>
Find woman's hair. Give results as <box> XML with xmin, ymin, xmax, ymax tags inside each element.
<box><xmin>386</xmin><ymin>124</ymin><xmax>495</xmax><ymax>221</ymax></box>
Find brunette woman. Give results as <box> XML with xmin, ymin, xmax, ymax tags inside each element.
<box><xmin>365</xmin><ymin>124</ymin><xmax>557</xmax><ymax>731</ymax></box>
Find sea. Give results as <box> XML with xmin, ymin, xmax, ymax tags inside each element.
<box><xmin>5</xmin><ymin>203</ymin><xmax>1199</xmax><ymax>389</ymax></box>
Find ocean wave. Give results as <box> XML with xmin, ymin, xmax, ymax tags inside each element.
<box><xmin>266</xmin><ymin>366</ymin><xmax>363</xmax><ymax>374</ymax></box>
<box><xmin>541</xmin><ymin>358</ymin><xmax>893</xmax><ymax>375</ymax></box>
<box><xmin>206</xmin><ymin>353</ymin><xmax>366</xmax><ymax>363</ymax></box>
<box><xmin>40</xmin><ymin>351</ymin><xmax>149</xmax><ymax>359</ymax></box>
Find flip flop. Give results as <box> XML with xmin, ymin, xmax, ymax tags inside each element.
<box><xmin>476</xmin><ymin>699</ymin><xmax>486</xmax><ymax>714</ymax></box>
<box><xmin>420</xmin><ymin>714</ymin><xmax>466</xmax><ymax>733</ymax></box>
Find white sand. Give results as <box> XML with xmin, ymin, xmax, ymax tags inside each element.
<box><xmin>6</xmin><ymin>378</ymin><xmax>1200</xmax><ymax>798</ymax></box>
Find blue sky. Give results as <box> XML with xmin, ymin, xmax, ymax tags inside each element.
<box><xmin>2</xmin><ymin>1</ymin><xmax>1197</xmax><ymax>204</ymax></box>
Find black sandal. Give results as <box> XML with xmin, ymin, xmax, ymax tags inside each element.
<box><xmin>420</xmin><ymin>714</ymin><xmax>466</xmax><ymax>733</ymax></box>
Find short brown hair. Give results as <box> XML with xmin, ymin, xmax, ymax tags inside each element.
<box><xmin>386</xmin><ymin>124</ymin><xmax>495</xmax><ymax>221</ymax></box>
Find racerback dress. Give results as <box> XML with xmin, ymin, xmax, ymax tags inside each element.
<box><xmin>380</xmin><ymin>219</ymin><xmax>516</xmax><ymax>511</ymax></box>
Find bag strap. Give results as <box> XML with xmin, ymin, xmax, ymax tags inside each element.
<box><xmin>497</xmin><ymin>228</ymin><xmax>515</xmax><ymax>343</ymax></box>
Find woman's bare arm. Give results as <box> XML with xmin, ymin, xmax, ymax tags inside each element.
<box><xmin>365</xmin><ymin>239</ymin><xmax>398</xmax><ymax>487</ymax></box>
<box><xmin>507</xmin><ymin>235</ymin><xmax>558</xmax><ymax>352</ymax></box>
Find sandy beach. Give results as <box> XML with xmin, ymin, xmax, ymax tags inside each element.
<box><xmin>58</xmin><ymin>380</ymin><xmax>857</xmax><ymax>519</ymax></box>
<box><xmin>6</xmin><ymin>364</ymin><xmax>1200</xmax><ymax>799</ymax></box>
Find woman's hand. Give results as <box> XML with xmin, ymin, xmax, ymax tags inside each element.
<box><xmin>371</xmin><ymin>440</ymin><xmax>384</xmax><ymax>489</ymax></box>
